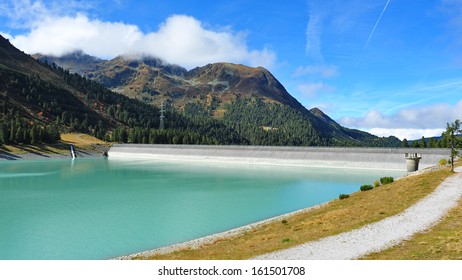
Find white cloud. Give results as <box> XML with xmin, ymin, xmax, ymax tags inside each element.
<box><xmin>339</xmin><ymin>100</ymin><xmax>462</xmax><ymax>139</ymax></box>
<box><xmin>130</xmin><ymin>15</ymin><xmax>276</xmax><ymax>69</ymax></box>
<box><xmin>12</xmin><ymin>14</ymin><xmax>143</xmax><ymax>59</ymax></box>
<box><xmin>0</xmin><ymin>0</ymin><xmax>94</xmax><ymax>28</ymax></box>
<box><xmin>1</xmin><ymin>0</ymin><xmax>47</xmax><ymax>28</ymax></box>
<box><xmin>365</xmin><ymin>128</ymin><xmax>444</xmax><ymax>140</ymax></box>
<box><xmin>294</xmin><ymin>64</ymin><xmax>338</xmax><ymax>77</ymax></box>
<box><xmin>305</xmin><ymin>10</ymin><xmax>324</xmax><ymax>62</ymax></box>
<box><xmin>5</xmin><ymin>11</ymin><xmax>276</xmax><ymax>69</ymax></box>
<box><xmin>297</xmin><ymin>82</ymin><xmax>334</xmax><ymax>98</ymax></box>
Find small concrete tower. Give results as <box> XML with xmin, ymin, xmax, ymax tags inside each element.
<box><xmin>405</xmin><ymin>153</ymin><xmax>421</xmax><ymax>172</ymax></box>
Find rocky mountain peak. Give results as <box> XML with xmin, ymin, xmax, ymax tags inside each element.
<box><xmin>36</xmin><ymin>51</ymin><xmax>306</xmax><ymax>112</ymax></box>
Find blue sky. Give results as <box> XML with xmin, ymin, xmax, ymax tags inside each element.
<box><xmin>1</xmin><ymin>0</ymin><xmax>462</xmax><ymax>140</ymax></box>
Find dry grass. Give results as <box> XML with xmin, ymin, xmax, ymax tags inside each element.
<box><xmin>137</xmin><ymin>166</ymin><xmax>455</xmax><ymax>260</ymax></box>
<box><xmin>60</xmin><ymin>133</ymin><xmax>110</xmax><ymax>155</ymax></box>
<box><xmin>60</xmin><ymin>133</ymin><xmax>106</xmax><ymax>146</ymax></box>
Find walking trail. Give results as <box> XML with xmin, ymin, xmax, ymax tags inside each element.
<box><xmin>254</xmin><ymin>166</ymin><xmax>462</xmax><ymax>260</ymax></box>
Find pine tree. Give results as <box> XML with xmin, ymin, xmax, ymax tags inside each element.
<box><xmin>402</xmin><ymin>138</ymin><xmax>409</xmax><ymax>147</ymax></box>
<box><xmin>0</xmin><ymin>124</ymin><xmax>3</xmax><ymax>145</ymax></box>
<box><xmin>419</xmin><ymin>136</ymin><xmax>427</xmax><ymax>148</ymax></box>
<box><xmin>443</xmin><ymin>120</ymin><xmax>461</xmax><ymax>172</ymax></box>
<box><xmin>30</xmin><ymin>126</ymin><xmax>38</xmax><ymax>145</ymax></box>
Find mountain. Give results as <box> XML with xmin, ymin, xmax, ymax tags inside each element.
<box><xmin>31</xmin><ymin>49</ymin><xmax>401</xmax><ymax>146</ymax></box>
<box><xmin>0</xmin><ymin>36</ymin><xmax>242</xmax><ymax>145</ymax></box>
<box><xmin>36</xmin><ymin>53</ymin><xmax>307</xmax><ymax>111</ymax></box>
<box><xmin>35</xmin><ymin>50</ymin><xmax>103</xmax><ymax>74</ymax></box>
<box><xmin>1</xmin><ymin>38</ymin><xmax>111</xmax><ymax>131</ymax></box>
<box><xmin>186</xmin><ymin>63</ymin><xmax>309</xmax><ymax>113</ymax></box>
<box><xmin>34</xmin><ymin>53</ymin><xmax>328</xmax><ymax>120</ymax></box>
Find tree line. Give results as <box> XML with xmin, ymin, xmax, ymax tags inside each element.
<box><xmin>0</xmin><ymin>112</ymin><xmax>60</xmax><ymax>145</ymax></box>
<box><xmin>402</xmin><ymin>136</ymin><xmax>452</xmax><ymax>148</ymax></box>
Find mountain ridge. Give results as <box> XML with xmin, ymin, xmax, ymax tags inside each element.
<box><xmin>22</xmin><ymin>46</ymin><xmax>401</xmax><ymax>146</ymax></box>
<box><xmin>34</xmin><ymin>52</ymin><xmax>344</xmax><ymax>138</ymax></box>
<box><xmin>35</xmin><ymin>52</ymin><xmax>308</xmax><ymax>112</ymax></box>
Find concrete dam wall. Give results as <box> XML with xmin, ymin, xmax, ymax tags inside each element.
<box><xmin>108</xmin><ymin>144</ymin><xmax>450</xmax><ymax>171</ymax></box>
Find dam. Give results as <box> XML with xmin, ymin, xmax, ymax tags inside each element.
<box><xmin>108</xmin><ymin>144</ymin><xmax>450</xmax><ymax>171</ymax></box>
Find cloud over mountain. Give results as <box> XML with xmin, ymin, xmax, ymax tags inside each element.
<box><xmin>11</xmin><ymin>14</ymin><xmax>142</xmax><ymax>59</ymax></box>
<box><xmin>3</xmin><ymin>7</ymin><xmax>276</xmax><ymax>69</ymax></box>
<box><xmin>129</xmin><ymin>15</ymin><xmax>276</xmax><ymax>69</ymax></box>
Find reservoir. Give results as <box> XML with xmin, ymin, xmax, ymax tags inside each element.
<box><xmin>0</xmin><ymin>157</ymin><xmax>404</xmax><ymax>259</ymax></box>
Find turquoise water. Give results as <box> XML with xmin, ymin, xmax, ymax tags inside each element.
<box><xmin>0</xmin><ymin>158</ymin><xmax>404</xmax><ymax>259</ymax></box>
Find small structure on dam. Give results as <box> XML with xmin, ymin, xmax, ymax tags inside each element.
<box><xmin>405</xmin><ymin>153</ymin><xmax>422</xmax><ymax>172</ymax></box>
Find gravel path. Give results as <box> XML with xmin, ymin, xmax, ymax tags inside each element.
<box><xmin>254</xmin><ymin>166</ymin><xmax>462</xmax><ymax>260</ymax></box>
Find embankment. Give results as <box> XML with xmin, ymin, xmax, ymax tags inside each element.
<box><xmin>108</xmin><ymin>144</ymin><xmax>449</xmax><ymax>171</ymax></box>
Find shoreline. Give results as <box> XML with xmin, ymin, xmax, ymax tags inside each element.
<box><xmin>0</xmin><ymin>134</ymin><xmax>110</xmax><ymax>161</ymax></box>
<box><xmin>112</xmin><ymin>200</ymin><xmax>333</xmax><ymax>260</ymax></box>
<box><xmin>0</xmin><ymin>151</ymin><xmax>101</xmax><ymax>161</ymax></box>
<box><xmin>114</xmin><ymin>164</ymin><xmax>448</xmax><ymax>260</ymax></box>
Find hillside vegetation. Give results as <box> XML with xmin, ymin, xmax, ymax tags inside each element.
<box><xmin>2</xmin><ymin>36</ymin><xmax>402</xmax><ymax>147</ymax></box>
<box><xmin>0</xmin><ymin>36</ymin><xmax>241</xmax><ymax>146</ymax></box>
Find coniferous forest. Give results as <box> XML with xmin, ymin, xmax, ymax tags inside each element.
<box><xmin>0</xmin><ymin>62</ymin><xmax>243</xmax><ymax>145</ymax></box>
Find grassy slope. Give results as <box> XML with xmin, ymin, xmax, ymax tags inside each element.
<box><xmin>137</xmin><ymin>166</ymin><xmax>458</xmax><ymax>260</ymax></box>
<box><xmin>60</xmin><ymin>133</ymin><xmax>106</xmax><ymax>146</ymax></box>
